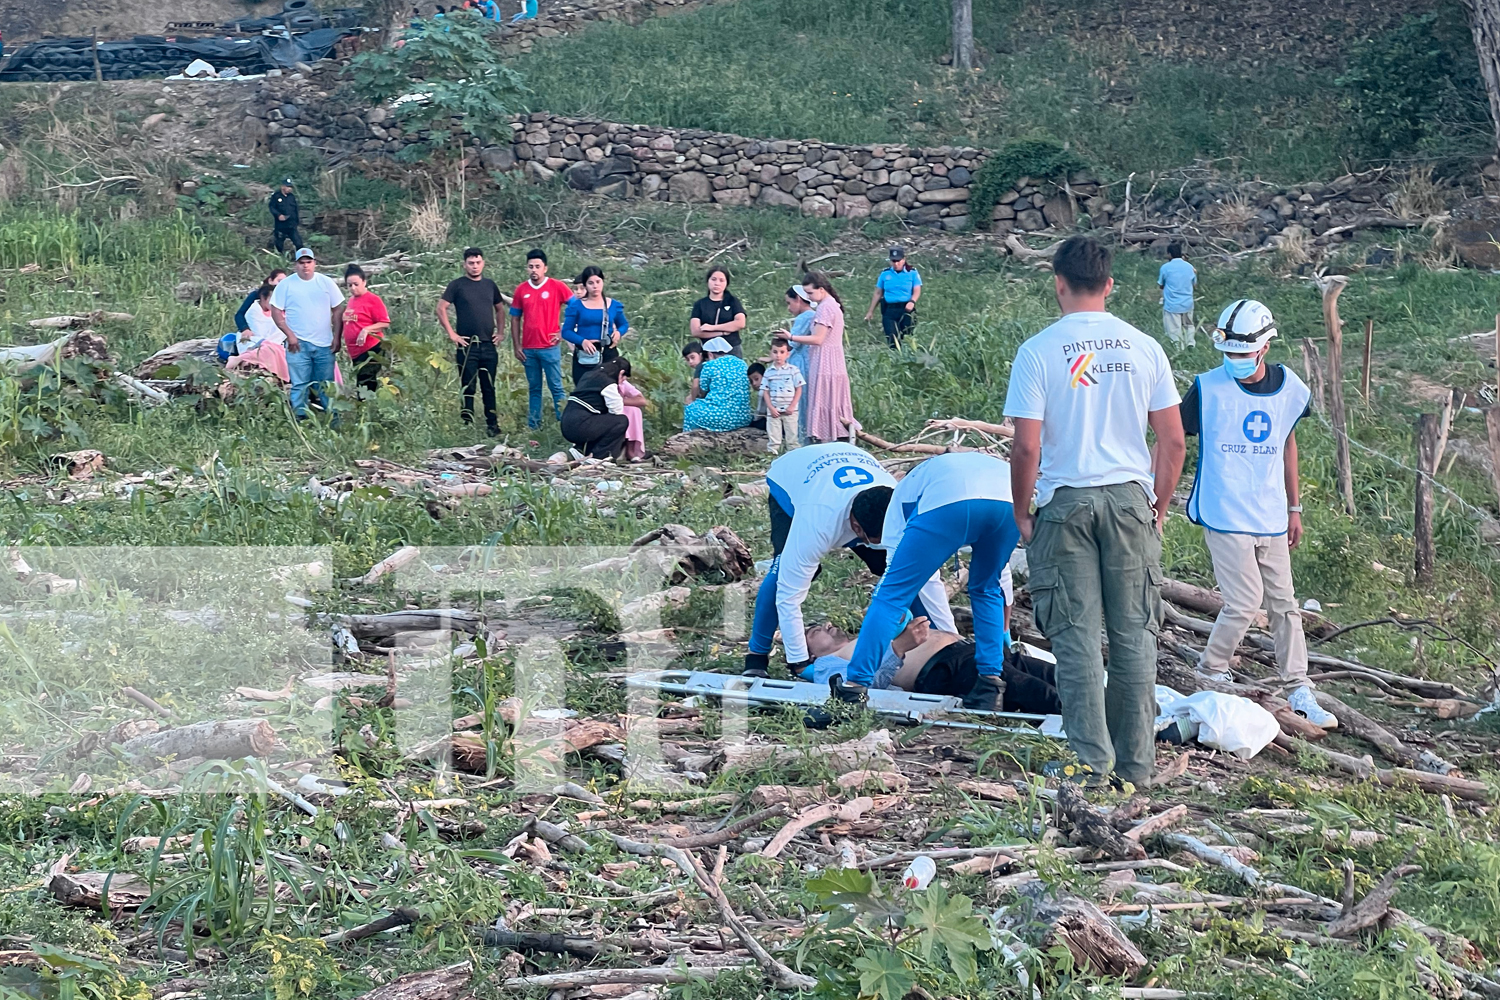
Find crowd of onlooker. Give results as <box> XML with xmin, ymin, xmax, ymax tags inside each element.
<box><xmin>222</xmin><ymin>242</ymin><xmax>929</xmax><ymax>459</ymax></box>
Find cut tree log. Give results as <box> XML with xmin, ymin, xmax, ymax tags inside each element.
<box><xmin>659</xmin><ymin>428</ymin><xmax>771</xmax><ymax>458</ymax></box>
<box><xmin>1123</xmin><ymin>804</ymin><xmax>1189</xmax><ymax>842</ymax></box>
<box><xmin>1313</xmin><ymin>691</ymin><xmax>1457</xmax><ymax>774</ymax></box>
<box><xmin>358</xmin><ymin>545</ymin><xmax>421</xmax><ymax>584</ymax></box>
<box><xmin>625</xmin><ymin>524</ymin><xmax>755</xmax><ymax>584</ymax></box>
<box><xmin>134</xmin><ymin>338</ymin><xmax>221</xmax><ymax>379</ymax></box>
<box><xmin>1272</xmin><ymin>735</ymin><xmax>1491</xmax><ymax>802</ymax></box>
<box><xmin>1328</xmin><ymin>848</ymin><xmax>1421</xmax><ymax>938</ymax></box>
<box><xmin>47</xmin><ymin>856</ymin><xmax>150</xmax><ymax>910</ymax></box>
<box><xmin>1057</xmin><ymin>782</ymin><xmax>1146</xmax><ymax>860</ymax></box>
<box><xmin>1002</xmin><ymin>879</ymin><xmax>1148</xmax><ymax>977</ymax></box>
<box><xmin>28</xmin><ymin>311</ymin><xmax>133</xmax><ymax>329</ymax></box>
<box><xmin>351</xmin><ymin>962</ymin><xmax>472</xmax><ymax>1000</ymax></box>
<box><xmin>119</xmin><ymin>719</ymin><xmax>276</xmax><ymax>762</ymax></box>
<box><xmin>340</xmin><ymin>609</ymin><xmax>483</xmax><ymax>638</ymax></box>
<box><xmin>1160</xmin><ymin>577</ymin><xmax>1267</xmax><ymax>628</ymax></box>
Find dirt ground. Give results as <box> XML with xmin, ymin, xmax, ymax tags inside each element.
<box><xmin>0</xmin><ymin>0</ymin><xmax>276</xmax><ymax>43</ymax></box>
<box><xmin>1031</xmin><ymin>0</ymin><xmax>1449</xmax><ymax>67</ymax></box>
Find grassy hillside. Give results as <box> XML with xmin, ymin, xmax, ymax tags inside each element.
<box><xmin>510</xmin><ymin>0</ymin><xmax>1487</xmax><ymax>178</ymax></box>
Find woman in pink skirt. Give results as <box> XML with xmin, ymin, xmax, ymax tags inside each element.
<box><xmin>787</xmin><ymin>270</ymin><xmax>859</xmax><ymax>443</ymax></box>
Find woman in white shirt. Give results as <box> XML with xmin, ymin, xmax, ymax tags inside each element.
<box><xmin>240</xmin><ymin>284</ymin><xmax>286</xmax><ymax>350</ymax></box>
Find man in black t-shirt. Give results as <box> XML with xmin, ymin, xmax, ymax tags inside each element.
<box><xmin>437</xmin><ymin>247</ymin><xmax>509</xmax><ymax>435</ymax></box>
<box><xmin>689</xmin><ymin>267</ymin><xmax>747</xmax><ymax>357</ymax></box>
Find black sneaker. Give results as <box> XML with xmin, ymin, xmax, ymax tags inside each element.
<box><xmin>963</xmin><ymin>674</ymin><xmax>1006</xmax><ymax>711</ymax></box>
<box><xmin>829</xmin><ymin>674</ymin><xmax>868</xmax><ymax>705</ymax></box>
<box><xmin>742</xmin><ymin>653</ymin><xmax>770</xmax><ymax>679</ymax></box>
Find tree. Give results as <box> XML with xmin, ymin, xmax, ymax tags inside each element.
<box><xmin>1462</xmin><ymin>0</ymin><xmax>1500</xmax><ymax>150</ymax></box>
<box><xmin>347</xmin><ymin>11</ymin><xmax>526</xmax><ymax>156</ymax></box>
<box><xmin>952</xmin><ymin>0</ymin><xmax>974</xmax><ymax>71</ymax></box>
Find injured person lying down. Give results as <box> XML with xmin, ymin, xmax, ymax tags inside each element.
<box><xmin>799</xmin><ymin>616</ymin><xmax>1061</xmax><ymax>716</ymax></box>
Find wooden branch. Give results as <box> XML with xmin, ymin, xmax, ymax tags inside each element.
<box><xmin>322</xmin><ymin>906</ymin><xmax>420</xmax><ymax>945</ymax></box>
<box><xmin>661</xmin><ymin>805</ymin><xmax>787</xmax><ymax>848</ymax></box>
<box><xmin>856</xmin><ymin>429</ymin><xmax>967</xmax><ymax>455</ymax></box>
<box><xmin>1416</xmin><ymin>412</ymin><xmax>1439</xmax><ymax>583</ymax></box>
<box><xmin>1319</xmin><ymin>274</ymin><xmax>1355</xmax><ymax>514</ymax></box>
<box><xmin>1485</xmin><ymin>407</ymin><xmax>1500</xmax><ymax>512</ymax></box>
<box><xmin>1272</xmin><ymin>735</ymin><xmax>1491</xmax><ymax>802</ymax></box>
<box><xmin>1328</xmin><ymin>848</ymin><xmax>1421</xmax><ymax>938</ymax></box>
<box><xmin>923</xmin><ymin>417</ymin><xmax>1014</xmax><ymax>439</ymax></box>
<box><xmin>1123</xmin><ymin>804</ymin><xmax>1189</xmax><ymax>842</ymax></box>
<box><xmin>1361</xmin><ymin>317</ymin><xmax>1374</xmax><ymax>403</ymax></box>
<box><xmin>1312</xmin><ymin>691</ymin><xmax>1457</xmax><ymax>773</ymax></box>
<box><xmin>498</xmin><ymin>967</ymin><xmax>753</xmax><ymax>989</ymax></box>
<box><xmin>1161</xmin><ymin>834</ymin><xmax>1262</xmax><ymax>888</ymax></box>
<box><xmin>758</xmin><ymin>798</ymin><xmax>873</xmax><ymax>859</ymax></box>
<box><xmin>1300</xmin><ymin>339</ymin><xmax>1327</xmax><ymax>412</ymax></box>
<box><xmin>603</xmin><ymin>833</ymin><xmax>817</xmax><ymax>990</ymax></box>
<box><xmin>121</xmin><ymin>687</ymin><xmax>172</xmax><ymax>718</ymax></box>
<box><xmin>477</xmin><ymin>928</ymin><xmax>604</xmax><ymax>957</ymax></box>
<box><xmin>1057</xmin><ymin>783</ymin><xmax>1146</xmax><ymax>860</ymax></box>
<box><xmin>1004</xmin><ymin>233</ymin><xmax>1064</xmax><ymax>259</ymax></box>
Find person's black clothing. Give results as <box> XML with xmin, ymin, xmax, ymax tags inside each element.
<box><xmin>267</xmin><ymin>190</ymin><xmax>301</xmax><ymax>253</ymax></box>
<box><xmin>880</xmin><ymin>300</ymin><xmax>915</xmax><ymax>348</ymax></box>
<box><xmin>352</xmin><ymin>344</ymin><xmax>384</xmax><ymax>393</ymax></box>
<box><xmin>690</xmin><ymin>292</ymin><xmax>746</xmax><ymax>353</ymax></box>
<box><xmin>561</xmin><ymin>368</ymin><xmax>629</xmax><ymax>458</ymax></box>
<box><xmin>911</xmin><ymin>640</ymin><xmax>1061</xmax><ymax>714</ymax></box>
<box><xmin>1179</xmin><ymin>362</ymin><xmax>1311</xmax><ymax>436</ymax></box>
<box><xmin>442</xmin><ymin>276</ymin><xmax>504</xmax><ymax>340</ymax></box>
<box><xmin>570</xmin><ymin>343</ymin><xmax>619</xmax><ymax>385</ymax></box>
<box><xmin>561</xmin><ymin>407</ymin><xmax>628</xmax><ymax>458</ymax></box>
<box><xmin>457</xmin><ymin>342</ymin><xmax>499</xmax><ymax>432</ymax></box>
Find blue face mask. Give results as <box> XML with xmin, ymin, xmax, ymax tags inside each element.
<box><xmin>1223</xmin><ymin>354</ymin><xmax>1259</xmax><ymax>380</ymax></box>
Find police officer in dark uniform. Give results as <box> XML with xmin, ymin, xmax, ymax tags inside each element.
<box><xmin>267</xmin><ymin>178</ymin><xmax>301</xmax><ymax>255</ymax></box>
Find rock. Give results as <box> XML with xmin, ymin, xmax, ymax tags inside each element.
<box><xmin>1015</xmin><ymin>208</ymin><xmax>1045</xmax><ymax>231</ymax></box>
<box><xmin>595</xmin><ymin>180</ymin><xmax>629</xmax><ymax>199</ymax></box>
<box><xmin>896</xmin><ymin>184</ymin><xmax>919</xmax><ymax>208</ymax></box>
<box><xmin>712</xmin><ymin>188</ymin><xmax>752</xmax><ymax>207</ymax></box>
<box><xmin>1000</xmin><ymin>189</ymin><xmax>1020</xmax><ymax>204</ymax></box>
<box><xmin>280</xmin><ymin>104</ymin><xmax>300</xmax><ymax>119</ymax></box>
<box><xmin>939</xmin><ymin>216</ymin><xmax>968</xmax><ymax>231</ymax></box>
<box><xmin>1365</xmin><ymin>247</ymin><xmax>1397</xmax><ymax>267</ymax></box>
<box><xmin>835</xmin><ymin>193</ymin><xmax>872</xmax><ymax>219</ymax></box>
<box><xmin>801</xmin><ymin>194</ymin><xmax>835</xmax><ymax>218</ymax></box>
<box><xmin>992</xmin><ymin>204</ymin><xmax>1015</xmax><ymax>220</ymax></box>
<box><xmin>906</xmin><ymin>204</ymin><xmax>944</xmax><ymax>226</ymax></box>
<box><xmin>1484</xmin><ymin>160</ymin><xmax>1500</xmax><ymax>181</ymax></box>
<box><xmin>649</xmin><ymin>135</ymin><xmax>675</xmax><ymax>151</ymax></box>
<box><xmin>948</xmin><ymin>166</ymin><xmax>972</xmax><ymax>186</ymax></box>
<box><xmin>870</xmin><ymin>199</ymin><xmax>904</xmax><ymax>219</ymax></box>
<box><xmin>668</xmin><ymin>171</ymin><xmax>712</xmax><ymax>203</ymax></box>
<box><xmin>867</xmin><ymin>185</ymin><xmax>898</xmax><ymax>202</ymax></box>
<box><xmin>916</xmin><ymin>187</ymin><xmax>969</xmax><ymax>204</ymax></box>
<box><xmin>1441</xmin><ymin>196</ymin><xmax>1500</xmax><ymax>269</ymax></box>
<box><xmin>527</xmin><ymin>161</ymin><xmax>556</xmax><ymax>182</ymax></box>
<box><xmin>757</xmin><ymin>186</ymin><xmax>800</xmax><ymax>210</ymax></box>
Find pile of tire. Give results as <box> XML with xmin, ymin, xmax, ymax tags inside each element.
<box><xmin>0</xmin><ymin>1</ymin><xmax>363</xmax><ymax>83</ymax></box>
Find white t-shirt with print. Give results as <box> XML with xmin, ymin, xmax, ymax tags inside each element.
<box><xmin>269</xmin><ymin>272</ymin><xmax>345</xmax><ymax>348</ymax></box>
<box><xmin>1003</xmin><ymin>311</ymin><xmax>1179</xmax><ymax>508</ymax></box>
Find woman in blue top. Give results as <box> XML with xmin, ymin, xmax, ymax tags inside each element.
<box><xmin>561</xmin><ymin>266</ymin><xmax>628</xmax><ymax>384</ymax></box>
<box><xmin>782</xmin><ymin>284</ymin><xmax>815</xmax><ymax>443</ymax></box>
<box><xmin>682</xmin><ymin>337</ymin><xmax>752</xmax><ymax>432</ymax></box>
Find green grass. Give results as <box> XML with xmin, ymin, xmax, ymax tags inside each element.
<box><xmin>509</xmin><ymin>0</ymin><xmax>1383</xmax><ymax>178</ymax></box>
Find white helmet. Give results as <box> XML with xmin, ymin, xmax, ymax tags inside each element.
<box><xmin>1212</xmin><ymin>299</ymin><xmax>1277</xmax><ymax>353</ymax></box>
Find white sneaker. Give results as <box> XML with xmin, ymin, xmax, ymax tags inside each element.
<box><xmin>1288</xmin><ymin>685</ymin><xmax>1338</xmax><ymax>729</ymax></box>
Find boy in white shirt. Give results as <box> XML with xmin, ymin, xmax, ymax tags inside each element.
<box><xmin>761</xmin><ymin>338</ymin><xmax>806</xmax><ymax>453</ymax></box>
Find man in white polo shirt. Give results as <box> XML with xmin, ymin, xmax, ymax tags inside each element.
<box><xmin>1003</xmin><ymin>236</ymin><xmax>1185</xmax><ymax>787</ymax></box>
<box><xmin>270</xmin><ymin>247</ymin><xmax>345</xmax><ymax>422</ymax></box>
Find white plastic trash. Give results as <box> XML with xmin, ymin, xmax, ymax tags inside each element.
<box><xmin>1156</xmin><ymin>689</ymin><xmax>1279</xmax><ymax>759</ymax></box>
<box><xmin>902</xmin><ymin>855</ymin><xmax>936</xmax><ymax>890</ymax></box>
<box><xmin>183</xmin><ymin>59</ymin><xmax>218</xmax><ymax>78</ymax></box>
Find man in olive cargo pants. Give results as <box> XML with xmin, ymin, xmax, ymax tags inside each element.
<box><xmin>1002</xmin><ymin>237</ymin><xmax>1186</xmax><ymax>786</ymax></box>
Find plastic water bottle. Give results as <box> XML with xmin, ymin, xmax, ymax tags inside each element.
<box><xmin>901</xmin><ymin>855</ymin><xmax>936</xmax><ymax>890</ymax></box>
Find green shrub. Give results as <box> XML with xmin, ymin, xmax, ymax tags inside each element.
<box><xmin>966</xmin><ymin>137</ymin><xmax>1088</xmax><ymax>231</ymax></box>
<box><xmin>1335</xmin><ymin>12</ymin><xmax>1490</xmax><ymax>158</ymax></box>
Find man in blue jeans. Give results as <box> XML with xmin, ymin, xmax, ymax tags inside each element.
<box><xmin>269</xmin><ymin>248</ymin><xmax>345</xmax><ymax>422</ymax></box>
<box><xmin>840</xmin><ymin>452</ymin><xmax>1019</xmax><ymax>711</ymax></box>
<box><xmin>509</xmin><ymin>250</ymin><xmax>573</xmax><ymax>429</ymax></box>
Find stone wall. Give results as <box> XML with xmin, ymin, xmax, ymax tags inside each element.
<box><xmin>237</xmin><ymin>79</ymin><xmax>1485</xmax><ymax>246</ymax></box>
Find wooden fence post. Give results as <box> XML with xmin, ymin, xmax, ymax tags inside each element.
<box><xmin>1485</xmin><ymin>407</ymin><xmax>1500</xmax><ymax>507</ymax></box>
<box><xmin>1300</xmin><ymin>339</ymin><xmax>1326</xmax><ymax>413</ymax></box>
<box><xmin>1415</xmin><ymin>413</ymin><xmax>1439</xmax><ymax>584</ymax></box>
<box><xmin>1361</xmin><ymin>318</ymin><xmax>1374</xmax><ymax>403</ymax></box>
<box><xmin>1319</xmin><ymin>275</ymin><xmax>1355</xmax><ymax>514</ymax></box>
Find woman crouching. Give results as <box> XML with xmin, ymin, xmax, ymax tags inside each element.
<box><xmin>562</xmin><ymin>357</ymin><xmax>632</xmax><ymax>460</ymax></box>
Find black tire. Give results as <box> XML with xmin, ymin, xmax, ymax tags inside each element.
<box><xmin>283</xmin><ymin>0</ymin><xmax>315</xmax><ymax>11</ymax></box>
<box><xmin>285</xmin><ymin>13</ymin><xmax>323</xmax><ymax>30</ymax></box>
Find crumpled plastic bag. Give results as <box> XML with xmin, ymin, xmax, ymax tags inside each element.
<box><xmin>1155</xmin><ymin>687</ymin><xmax>1280</xmax><ymax>759</ymax></box>
<box><xmin>183</xmin><ymin>58</ymin><xmax>218</xmax><ymax>78</ymax></box>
